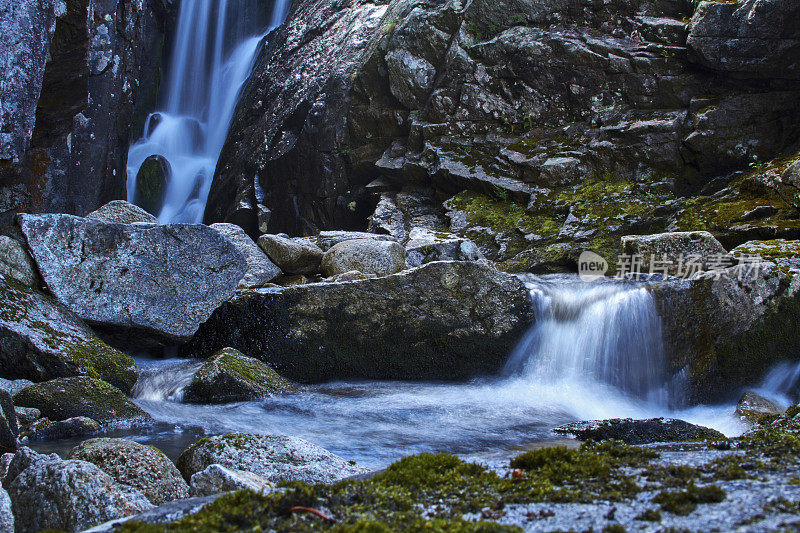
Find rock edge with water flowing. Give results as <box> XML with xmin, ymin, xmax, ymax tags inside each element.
<box><xmin>18</xmin><ymin>213</ymin><xmax>247</xmax><ymax>344</ymax></box>
<box><xmin>184</xmin><ymin>261</ymin><xmax>534</xmax><ymax>382</ymax></box>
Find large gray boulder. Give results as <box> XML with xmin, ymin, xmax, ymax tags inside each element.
<box><xmin>13</xmin><ymin>377</ymin><xmax>152</xmax><ymax>427</ymax></box>
<box><xmin>183</xmin><ymin>348</ymin><xmax>295</xmax><ymax>405</ymax></box>
<box><xmin>0</xmin><ymin>236</ymin><xmax>39</xmax><ymax>287</ymax></box>
<box><xmin>320</xmin><ymin>239</ymin><xmax>406</xmax><ymax>277</ymax></box>
<box><xmin>177</xmin><ymin>434</ymin><xmax>370</xmax><ymax>484</ymax></box>
<box><xmin>312</xmin><ymin>231</ymin><xmax>397</xmax><ymax>251</ymax></box>
<box><xmin>211</xmin><ymin>223</ymin><xmax>281</xmax><ymax>289</ymax></box>
<box><xmin>87</xmin><ymin>201</ymin><xmax>159</xmax><ymax>225</ymax></box>
<box><xmin>687</xmin><ymin>0</ymin><xmax>800</xmax><ymax>79</ymax></box>
<box><xmin>0</xmin><ymin>275</ymin><xmax>138</xmax><ymax>393</ymax></box>
<box><xmin>18</xmin><ymin>214</ymin><xmax>247</xmax><ymax>343</ymax></box>
<box><xmin>68</xmin><ymin>438</ymin><xmax>190</xmax><ymax>505</ymax></box>
<box><xmin>257</xmin><ymin>234</ymin><xmax>324</xmax><ymax>275</ymax></box>
<box><xmin>650</xmin><ymin>261</ymin><xmax>800</xmax><ymax>402</ymax></box>
<box><xmin>184</xmin><ymin>261</ymin><xmax>533</xmax><ymax>382</ymax></box>
<box><xmin>620</xmin><ymin>231</ymin><xmax>729</xmax><ymax>276</ymax></box>
<box><xmin>5</xmin><ymin>448</ymin><xmax>153</xmax><ymax>532</ymax></box>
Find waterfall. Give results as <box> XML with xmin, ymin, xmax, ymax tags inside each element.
<box><xmin>126</xmin><ymin>0</ymin><xmax>290</xmax><ymax>223</ymax></box>
<box><xmin>504</xmin><ymin>276</ymin><xmax>681</xmax><ymax>408</ymax></box>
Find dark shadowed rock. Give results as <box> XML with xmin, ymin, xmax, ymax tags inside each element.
<box><xmin>320</xmin><ymin>239</ymin><xmax>406</xmax><ymax>277</ymax></box>
<box><xmin>18</xmin><ymin>214</ymin><xmax>246</xmax><ymax>343</ymax></box>
<box><xmin>736</xmin><ymin>392</ymin><xmax>784</xmax><ymax>424</ymax></box>
<box><xmin>312</xmin><ymin>231</ymin><xmax>397</xmax><ymax>251</ymax></box>
<box><xmin>554</xmin><ymin>418</ymin><xmax>726</xmax><ymax>444</ymax></box>
<box><xmin>183</xmin><ymin>347</ymin><xmax>295</xmax><ymax>405</ymax></box>
<box><xmin>256</xmin><ymin>234</ymin><xmax>323</xmax><ymax>275</ymax></box>
<box><xmin>177</xmin><ymin>434</ymin><xmax>370</xmax><ymax>484</ymax></box>
<box><xmin>13</xmin><ymin>377</ymin><xmax>152</xmax><ymax>427</ymax></box>
<box><xmin>133</xmin><ymin>155</ymin><xmax>170</xmax><ymax>216</ymax></box>
<box><xmin>0</xmin><ymin>391</ymin><xmax>17</xmax><ymax>453</ymax></box>
<box><xmin>211</xmin><ymin>223</ymin><xmax>281</xmax><ymax>288</ymax></box>
<box><xmin>184</xmin><ymin>261</ymin><xmax>533</xmax><ymax>382</ymax></box>
<box><xmin>87</xmin><ymin>201</ymin><xmax>159</xmax><ymax>225</ymax></box>
<box><xmin>23</xmin><ymin>416</ymin><xmax>100</xmax><ymax>441</ymax></box>
<box><xmin>0</xmin><ymin>275</ymin><xmax>138</xmax><ymax>392</ymax></box>
<box><xmin>5</xmin><ymin>447</ymin><xmax>153</xmax><ymax>532</ymax></box>
<box><xmin>68</xmin><ymin>438</ymin><xmax>190</xmax><ymax>505</ymax></box>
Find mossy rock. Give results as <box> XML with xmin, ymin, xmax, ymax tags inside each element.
<box><xmin>0</xmin><ymin>275</ymin><xmax>138</xmax><ymax>393</ymax></box>
<box><xmin>13</xmin><ymin>377</ymin><xmax>152</xmax><ymax>426</ymax></box>
<box><xmin>133</xmin><ymin>155</ymin><xmax>170</xmax><ymax>216</ymax></box>
<box><xmin>183</xmin><ymin>348</ymin><xmax>295</xmax><ymax>404</ymax></box>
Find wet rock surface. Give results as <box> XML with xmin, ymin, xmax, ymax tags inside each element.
<box><xmin>553</xmin><ymin>417</ymin><xmax>726</xmax><ymax>445</ymax></box>
<box><xmin>185</xmin><ymin>261</ymin><xmax>534</xmax><ymax>382</ymax></box>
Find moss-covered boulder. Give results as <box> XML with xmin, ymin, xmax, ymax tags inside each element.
<box><xmin>183</xmin><ymin>348</ymin><xmax>295</xmax><ymax>404</ymax></box>
<box><xmin>554</xmin><ymin>418</ymin><xmax>726</xmax><ymax>444</ymax></box>
<box><xmin>176</xmin><ymin>434</ymin><xmax>370</xmax><ymax>484</ymax></box>
<box><xmin>23</xmin><ymin>417</ymin><xmax>101</xmax><ymax>442</ymax></box>
<box><xmin>736</xmin><ymin>392</ymin><xmax>784</xmax><ymax>425</ymax></box>
<box><xmin>13</xmin><ymin>378</ymin><xmax>152</xmax><ymax>427</ymax></box>
<box><xmin>184</xmin><ymin>261</ymin><xmax>534</xmax><ymax>383</ymax></box>
<box><xmin>621</xmin><ymin>231</ymin><xmax>729</xmax><ymax>276</ymax></box>
<box><xmin>0</xmin><ymin>275</ymin><xmax>138</xmax><ymax>393</ymax></box>
<box><xmin>133</xmin><ymin>155</ymin><xmax>170</xmax><ymax>216</ymax></box>
<box><xmin>68</xmin><ymin>438</ymin><xmax>189</xmax><ymax>505</ymax></box>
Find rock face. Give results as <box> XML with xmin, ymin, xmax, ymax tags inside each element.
<box><xmin>177</xmin><ymin>434</ymin><xmax>370</xmax><ymax>484</ymax></box>
<box><xmin>320</xmin><ymin>239</ymin><xmax>406</xmax><ymax>277</ymax></box>
<box><xmin>0</xmin><ymin>236</ymin><xmax>39</xmax><ymax>287</ymax></box>
<box><xmin>0</xmin><ymin>0</ymin><xmax>174</xmax><ymax>234</ymax></box>
<box><xmin>257</xmin><ymin>234</ymin><xmax>324</xmax><ymax>275</ymax></box>
<box><xmin>0</xmin><ymin>275</ymin><xmax>138</xmax><ymax>392</ymax></box>
<box><xmin>183</xmin><ymin>348</ymin><xmax>295</xmax><ymax>405</ymax></box>
<box><xmin>687</xmin><ymin>0</ymin><xmax>800</xmax><ymax>78</ymax></box>
<box><xmin>19</xmin><ymin>213</ymin><xmax>247</xmax><ymax>343</ymax></box>
<box><xmin>134</xmin><ymin>154</ymin><xmax>170</xmax><ymax>216</ymax></box>
<box><xmin>185</xmin><ymin>261</ymin><xmax>533</xmax><ymax>382</ymax></box>
<box><xmin>621</xmin><ymin>231</ymin><xmax>730</xmax><ymax>276</ymax></box>
<box><xmin>5</xmin><ymin>447</ymin><xmax>153</xmax><ymax>532</ymax></box>
<box><xmin>87</xmin><ymin>200</ymin><xmax>160</xmax><ymax>225</ymax></box>
<box><xmin>554</xmin><ymin>418</ymin><xmax>726</xmax><ymax>444</ymax></box>
<box><xmin>68</xmin><ymin>438</ymin><xmax>190</xmax><ymax>505</ymax></box>
<box><xmin>205</xmin><ymin>0</ymin><xmax>800</xmax><ymax>276</ymax></box>
<box><xmin>651</xmin><ymin>260</ymin><xmax>800</xmax><ymax>402</ymax></box>
<box><xmin>13</xmin><ymin>377</ymin><xmax>152</xmax><ymax>426</ymax></box>
<box><xmin>736</xmin><ymin>392</ymin><xmax>784</xmax><ymax>424</ymax></box>
<box><xmin>189</xmin><ymin>464</ymin><xmax>275</xmax><ymax>497</ymax></box>
<box><xmin>211</xmin><ymin>223</ymin><xmax>281</xmax><ymax>288</ymax></box>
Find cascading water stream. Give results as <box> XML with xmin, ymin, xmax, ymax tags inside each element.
<box><xmin>126</xmin><ymin>0</ymin><xmax>289</xmax><ymax>223</ymax></box>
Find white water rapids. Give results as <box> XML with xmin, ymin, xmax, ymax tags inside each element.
<box><xmin>93</xmin><ymin>276</ymin><xmax>796</xmax><ymax>468</ymax></box>
<box><xmin>126</xmin><ymin>0</ymin><xmax>289</xmax><ymax>223</ymax></box>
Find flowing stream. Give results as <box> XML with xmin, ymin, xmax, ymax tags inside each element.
<box><xmin>49</xmin><ymin>276</ymin><xmax>786</xmax><ymax>469</ymax></box>
<box><xmin>126</xmin><ymin>0</ymin><xmax>289</xmax><ymax>223</ymax></box>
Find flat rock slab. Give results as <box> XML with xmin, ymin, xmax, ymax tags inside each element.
<box><xmin>184</xmin><ymin>261</ymin><xmax>534</xmax><ymax>382</ymax></box>
<box><xmin>554</xmin><ymin>417</ymin><xmax>726</xmax><ymax>445</ymax></box>
<box><xmin>18</xmin><ymin>214</ymin><xmax>247</xmax><ymax>343</ymax></box>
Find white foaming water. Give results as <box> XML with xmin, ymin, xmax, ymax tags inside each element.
<box><xmin>126</xmin><ymin>0</ymin><xmax>289</xmax><ymax>223</ymax></box>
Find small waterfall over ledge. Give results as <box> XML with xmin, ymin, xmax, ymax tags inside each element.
<box><xmin>127</xmin><ymin>0</ymin><xmax>290</xmax><ymax>223</ymax></box>
<box><xmin>504</xmin><ymin>276</ymin><xmax>683</xmax><ymax>409</ymax></box>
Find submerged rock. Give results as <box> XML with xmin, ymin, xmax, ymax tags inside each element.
<box><xmin>183</xmin><ymin>348</ymin><xmax>295</xmax><ymax>404</ymax></box>
<box><xmin>257</xmin><ymin>234</ymin><xmax>324</xmax><ymax>275</ymax></box>
<box><xmin>554</xmin><ymin>418</ymin><xmax>726</xmax><ymax>444</ymax></box>
<box><xmin>13</xmin><ymin>377</ymin><xmax>152</xmax><ymax>427</ymax></box>
<box><xmin>18</xmin><ymin>213</ymin><xmax>247</xmax><ymax>343</ymax></box>
<box><xmin>0</xmin><ymin>275</ymin><xmax>138</xmax><ymax>393</ymax></box>
<box><xmin>320</xmin><ymin>239</ymin><xmax>406</xmax><ymax>277</ymax></box>
<box><xmin>68</xmin><ymin>438</ymin><xmax>190</xmax><ymax>505</ymax></box>
<box><xmin>86</xmin><ymin>200</ymin><xmax>160</xmax><ymax>225</ymax></box>
<box><xmin>211</xmin><ymin>223</ymin><xmax>281</xmax><ymax>289</ymax></box>
<box><xmin>189</xmin><ymin>464</ymin><xmax>275</xmax><ymax>497</ymax></box>
<box><xmin>23</xmin><ymin>417</ymin><xmax>101</xmax><ymax>442</ymax></box>
<box><xmin>185</xmin><ymin>261</ymin><xmax>533</xmax><ymax>382</ymax></box>
<box><xmin>5</xmin><ymin>447</ymin><xmax>153</xmax><ymax>532</ymax></box>
<box><xmin>177</xmin><ymin>434</ymin><xmax>370</xmax><ymax>484</ymax></box>
<box><xmin>736</xmin><ymin>392</ymin><xmax>784</xmax><ymax>424</ymax></box>
<box><xmin>0</xmin><ymin>236</ymin><xmax>39</xmax><ymax>288</ymax></box>
<box><xmin>134</xmin><ymin>155</ymin><xmax>170</xmax><ymax>216</ymax></box>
